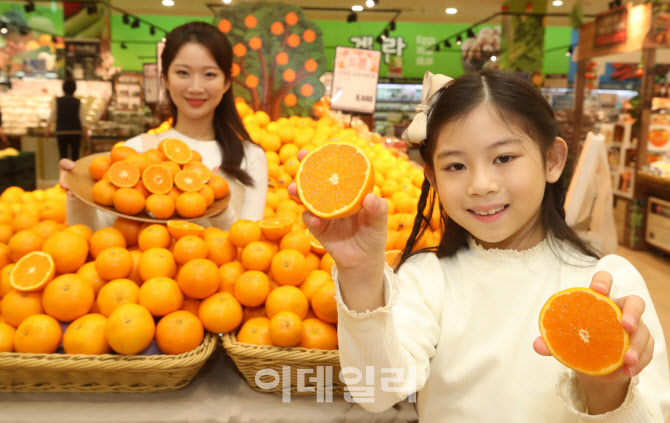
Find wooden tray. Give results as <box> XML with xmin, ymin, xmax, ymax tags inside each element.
<box><xmin>65</xmin><ymin>153</ymin><xmax>230</xmax><ymax>223</ymax></box>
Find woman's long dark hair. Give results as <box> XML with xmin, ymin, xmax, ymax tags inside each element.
<box><xmin>398</xmin><ymin>68</ymin><xmax>600</xmax><ymax>267</ymax></box>
<box><xmin>161</xmin><ymin>21</ymin><xmax>254</xmax><ymax>186</ymax></box>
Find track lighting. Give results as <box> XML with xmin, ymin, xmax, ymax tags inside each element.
<box><xmin>24</xmin><ymin>1</ymin><xmax>35</xmax><ymax>13</ymax></box>
<box><xmin>444</xmin><ymin>39</ymin><xmax>451</xmax><ymax>48</ymax></box>
<box><xmin>389</xmin><ymin>20</ymin><xmax>396</xmax><ymax>31</ymax></box>
<box><xmin>150</xmin><ymin>26</ymin><xmax>156</xmax><ymax>35</ymax></box>
<box><xmin>467</xmin><ymin>28</ymin><xmax>475</xmax><ymax>38</ymax></box>
<box><xmin>132</xmin><ymin>18</ymin><xmax>140</xmax><ymax>29</ymax></box>
<box><xmin>456</xmin><ymin>35</ymin><xmax>462</xmax><ymax>45</ymax></box>
<box><xmin>123</xmin><ymin>14</ymin><xmax>130</xmax><ymax>25</ymax></box>
<box><xmin>346</xmin><ymin>12</ymin><xmax>357</xmax><ymax>23</ymax></box>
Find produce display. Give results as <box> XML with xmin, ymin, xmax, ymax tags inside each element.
<box><xmin>0</xmin><ymin>100</ymin><xmax>439</xmax><ymax>359</ymax></box>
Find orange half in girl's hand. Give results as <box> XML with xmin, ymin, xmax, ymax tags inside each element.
<box><xmin>295</xmin><ymin>142</ymin><xmax>374</xmax><ymax>219</ymax></box>
<box><xmin>538</xmin><ymin>287</ymin><xmax>629</xmax><ymax>376</ymax></box>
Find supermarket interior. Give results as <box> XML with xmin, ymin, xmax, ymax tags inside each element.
<box><xmin>1</xmin><ymin>0</ymin><xmax>670</xmax><ymax>422</ymax></box>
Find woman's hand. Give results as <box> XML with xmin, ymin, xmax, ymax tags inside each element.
<box><xmin>58</xmin><ymin>158</ymin><xmax>75</xmax><ymax>196</ymax></box>
<box><xmin>533</xmin><ymin>271</ymin><xmax>654</xmax><ymax>414</ymax></box>
<box><xmin>287</xmin><ymin>150</ymin><xmax>389</xmax><ymax>313</ymax></box>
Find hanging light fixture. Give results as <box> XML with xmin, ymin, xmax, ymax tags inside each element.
<box><xmin>444</xmin><ymin>39</ymin><xmax>452</xmax><ymax>48</ymax></box>
<box><xmin>456</xmin><ymin>35</ymin><xmax>462</xmax><ymax>45</ymax></box>
<box><xmin>346</xmin><ymin>12</ymin><xmax>357</xmax><ymax>23</ymax></box>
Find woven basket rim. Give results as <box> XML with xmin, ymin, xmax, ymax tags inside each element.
<box><xmin>0</xmin><ymin>332</ymin><xmax>218</xmax><ymax>370</ymax></box>
<box><xmin>221</xmin><ymin>332</ymin><xmax>339</xmax><ymax>364</ymax></box>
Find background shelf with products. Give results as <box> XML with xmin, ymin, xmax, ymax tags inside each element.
<box><xmin>373</xmin><ymin>81</ymin><xmax>422</xmax><ymax>137</ymax></box>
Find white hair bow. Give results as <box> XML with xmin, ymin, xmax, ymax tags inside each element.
<box><xmin>402</xmin><ymin>71</ymin><xmax>454</xmax><ymax>146</ymax></box>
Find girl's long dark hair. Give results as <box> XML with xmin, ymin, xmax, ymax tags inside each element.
<box><xmin>161</xmin><ymin>21</ymin><xmax>254</xmax><ymax>186</ymax></box>
<box><xmin>398</xmin><ymin>68</ymin><xmax>600</xmax><ymax>267</ymax></box>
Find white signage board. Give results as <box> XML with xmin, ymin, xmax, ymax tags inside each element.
<box><xmin>330</xmin><ymin>47</ymin><xmax>381</xmax><ymax>114</ymax></box>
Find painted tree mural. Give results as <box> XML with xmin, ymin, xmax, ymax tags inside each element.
<box><xmin>215</xmin><ymin>2</ymin><xmax>327</xmax><ymax>120</ymax></box>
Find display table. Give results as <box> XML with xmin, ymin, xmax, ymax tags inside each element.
<box><xmin>0</xmin><ymin>350</ymin><xmax>419</xmax><ymax>423</ymax></box>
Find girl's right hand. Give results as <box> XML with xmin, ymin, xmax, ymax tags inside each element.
<box><xmin>58</xmin><ymin>158</ymin><xmax>75</xmax><ymax>196</ymax></box>
<box><xmin>287</xmin><ymin>150</ymin><xmax>389</xmax><ymax>313</ymax></box>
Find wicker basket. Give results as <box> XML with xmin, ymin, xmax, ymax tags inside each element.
<box><xmin>222</xmin><ymin>332</ymin><xmax>344</xmax><ymax>396</ymax></box>
<box><xmin>0</xmin><ymin>332</ymin><xmax>218</xmax><ymax>393</ymax></box>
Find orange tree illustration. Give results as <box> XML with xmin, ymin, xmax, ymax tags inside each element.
<box><xmin>215</xmin><ymin>2</ymin><xmax>327</xmax><ymax>120</ymax></box>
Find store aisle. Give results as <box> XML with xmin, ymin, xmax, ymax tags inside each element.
<box><xmin>616</xmin><ymin>245</ymin><xmax>670</xmax><ymax>423</ymax></box>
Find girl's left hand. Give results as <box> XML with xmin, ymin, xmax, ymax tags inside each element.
<box><xmin>533</xmin><ymin>271</ymin><xmax>654</xmax><ymax>411</ymax></box>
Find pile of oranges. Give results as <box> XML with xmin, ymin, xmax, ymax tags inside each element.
<box><xmin>0</xmin><ymin>181</ymin><xmax>339</xmax><ymax>353</ymax></box>
<box><xmin>0</xmin><ymin>100</ymin><xmax>443</xmax><ymax>357</ymax></box>
<box><xmin>89</xmin><ymin>138</ymin><xmax>229</xmax><ymax>219</ymax></box>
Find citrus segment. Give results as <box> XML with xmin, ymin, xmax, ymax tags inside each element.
<box><xmin>538</xmin><ymin>287</ymin><xmax>629</xmax><ymax>376</ymax></box>
<box><xmin>10</xmin><ymin>251</ymin><xmax>55</xmax><ymax>292</ymax></box>
<box><xmin>161</xmin><ymin>138</ymin><xmax>192</xmax><ymax>164</ymax></box>
<box><xmin>174</xmin><ymin>170</ymin><xmax>204</xmax><ymax>193</ymax></box>
<box><xmin>258</xmin><ymin>216</ymin><xmax>293</xmax><ymax>241</ymax></box>
<box><xmin>183</xmin><ymin>161</ymin><xmax>212</xmax><ymax>184</ymax></box>
<box><xmin>296</xmin><ymin>142</ymin><xmax>374</xmax><ymax>219</ymax></box>
<box><xmin>167</xmin><ymin>220</ymin><xmax>204</xmax><ymax>239</ymax></box>
<box><xmin>107</xmin><ymin>161</ymin><xmax>141</xmax><ymax>188</ymax></box>
<box><xmin>142</xmin><ymin>164</ymin><xmax>174</xmax><ymax>195</ymax></box>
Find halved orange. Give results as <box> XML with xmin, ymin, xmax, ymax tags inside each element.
<box><xmin>183</xmin><ymin>161</ymin><xmax>212</xmax><ymax>184</ymax></box>
<box><xmin>538</xmin><ymin>287</ymin><xmax>629</xmax><ymax>376</ymax></box>
<box><xmin>107</xmin><ymin>161</ymin><xmax>141</xmax><ymax>188</ymax></box>
<box><xmin>167</xmin><ymin>220</ymin><xmax>205</xmax><ymax>239</ymax></box>
<box><xmin>258</xmin><ymin>216</ymin><xmax>293</xmax><ymax>241</ymax></box>
<box><xmin>161</xmin><ymin>138</ymin><xmax>192</xmax><ymax>164</ymax></box>
<box><xmin>174</xmin><ymin>170</ymin><xmax>204</xmax><ymax>193</ymax></box>
<box><xmin>10</xmin><ymin>251</ymin><xmax>56</xmax><ymax>292</ymax></box>
<box><xmin>304</xmin><ymin>228</ymin><xmax>326</xmax><ymax>255</ymax></box>
<box><xmin>296</xmin><ymin>142</ymin><xmax>375</xmax><ymax>219</ymax></box>
<box><xmin>142</xmin><ymin>164</ymin><xmax>174</xmax><ymax>195</ymax></box>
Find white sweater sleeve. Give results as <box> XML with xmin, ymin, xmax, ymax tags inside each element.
<box><xmin>334</xmin><ymin>254</ymin><xmax>445</xmax><ymax>413</ymax></box>
<box><xmin>559</xmin><ymin>254</ymin><xmax>670</xmax><ymax>422</ymax></box>
<box><xmin>238</xmin><ymin>142</ymin><xmax>267</xmax><ymax>221</ymax></box>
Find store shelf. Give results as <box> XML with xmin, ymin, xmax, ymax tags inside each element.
<box><xmin>614</xmin><ymin>189</ymin><xmax>634</xmax><ymax>200</ymax></box>
<box><xmin>637</xmin><ymin>171</ymin><xmax>670</xmax><ymax>190</ymax></box>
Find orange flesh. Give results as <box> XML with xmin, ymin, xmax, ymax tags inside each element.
<box><xmin>297</xmin><ymin>144</ymin><xmax>370</xmax><ymax>216</ymax></box>
<box><xmin>540</xmin><ymin>289</ymin><xmax>627</xmax><ymax>375</ymax></box>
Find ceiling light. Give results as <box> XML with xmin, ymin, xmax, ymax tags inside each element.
<box><xmin>0</xmin><ymin>26</ymin><xmax>7</xmax><ymax>35</ymax></box>
<box><xmin>24</xmin><ymin>1</ymin><xmax>35</xmax><ymax>13</ymax></box>
<box><xmin>122</xmin><ymin>14</ymin><xmax>130</xmax><ymax>24</ymax></box>
<box><xmin>389</xmin><ymin>20</ymin><xmax>396</xmax><ymax>31</ymax></box>
<box><xmin>347</xmin><ymin>12</ymin><xmax>357</xmax><ymax>23</ymax></box>
<box><xmin>131</xmin><ymin>18</ymin><xmax>140</xmax><ymax>28</ymax></box>
<box><xmin>491</xmin><ymin>55</ymin><xmax>497</xmax><ymax>62</ymax></box>
<box><xmin>162</xmin><ymin>0</ymin><xmax>174</xmax><ymax>6</ymax></box>
<box><xmin>366</xmin><ymin>0</ymin><xmax>375</xmax><ymax>7</ymax></box>
<box><xmin>223</xmin><ymin>0</ymin><xmax>232</xmax><ymax>3</ymax></box>
<box><xmin>456</xmin><ymin>35</ymin><xmax>462</xmax><ymax>45</ymax></box>
<box><xmin>445</xmin><ymin>8</ymin><xmax>457</xmax><ymax>14</ymax></box>
<box><xmin>552</xmin><ymin>0</ymin><xmax>563</xmax><ymax>5</ymax></box>
<box><xmin>467</xmin><ymin>28</ymin><xmax>475</xmax><ymax>38</ymax></box>
<box><xmin>444</xmin><ymin>40</ymin><xmax>451</xmax><ymax>48</ymax></box>
<box><xmin>435</xmin><ymin>44</ymin><xmax>440</xmax><ymax>52</ymax></box>
<box><xmin>150</xmin><ymin>26</ymin><xmax>155</xmax><ymax>35</ymax></box>
<box><xmin>352</xmin><ymin>5</ymin><xmax>363</xmax><ymax>11</ymax></box>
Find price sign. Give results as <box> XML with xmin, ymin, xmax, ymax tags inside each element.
<box><xmin>330</xmin><ymin>47</ymin><xmax>381</xmax><ymax>114</ymax></box>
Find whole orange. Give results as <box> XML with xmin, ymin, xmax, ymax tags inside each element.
<box><xmin>176</xmin><ymin>258</ymin><xmax>220</xmax><ymax>299</ymax></box>
<box><xmin>198</xmin><ymin>292</ymin><xmax>243</xmax><ymax>334</ymax></box>
<box><xmin>62</xmin><ymin>313</ymin><xmax>110</xmax><ymax>355</ymax></box>
<box><xmin>42</xmin><ymin>274</ymin><xmax>95</xmax><ymax>322</ymax></box>
<box><xmin>14</xmin><ymin>314</ymin><xmax>62</xmax><ymax>354</ymax></box>
<box><xmin>155</xmin><ymin>310</ymin><xmax>204</xmax><ymax>355</ymax></box>
<box><xmin>105</xmin><ymin>303</ymin><xmax>155</xmax><ymax>355</ymax></box>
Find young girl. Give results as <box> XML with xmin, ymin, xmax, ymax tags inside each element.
<box><xmin>59</xmin><ymin>22</ymin><xmax>267</xmax><ymax>230</ymax></box>
<box><xmin>291</xmin><ymin>69</ymin><xmax>670</xmax><ymax>421</ymax></box>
